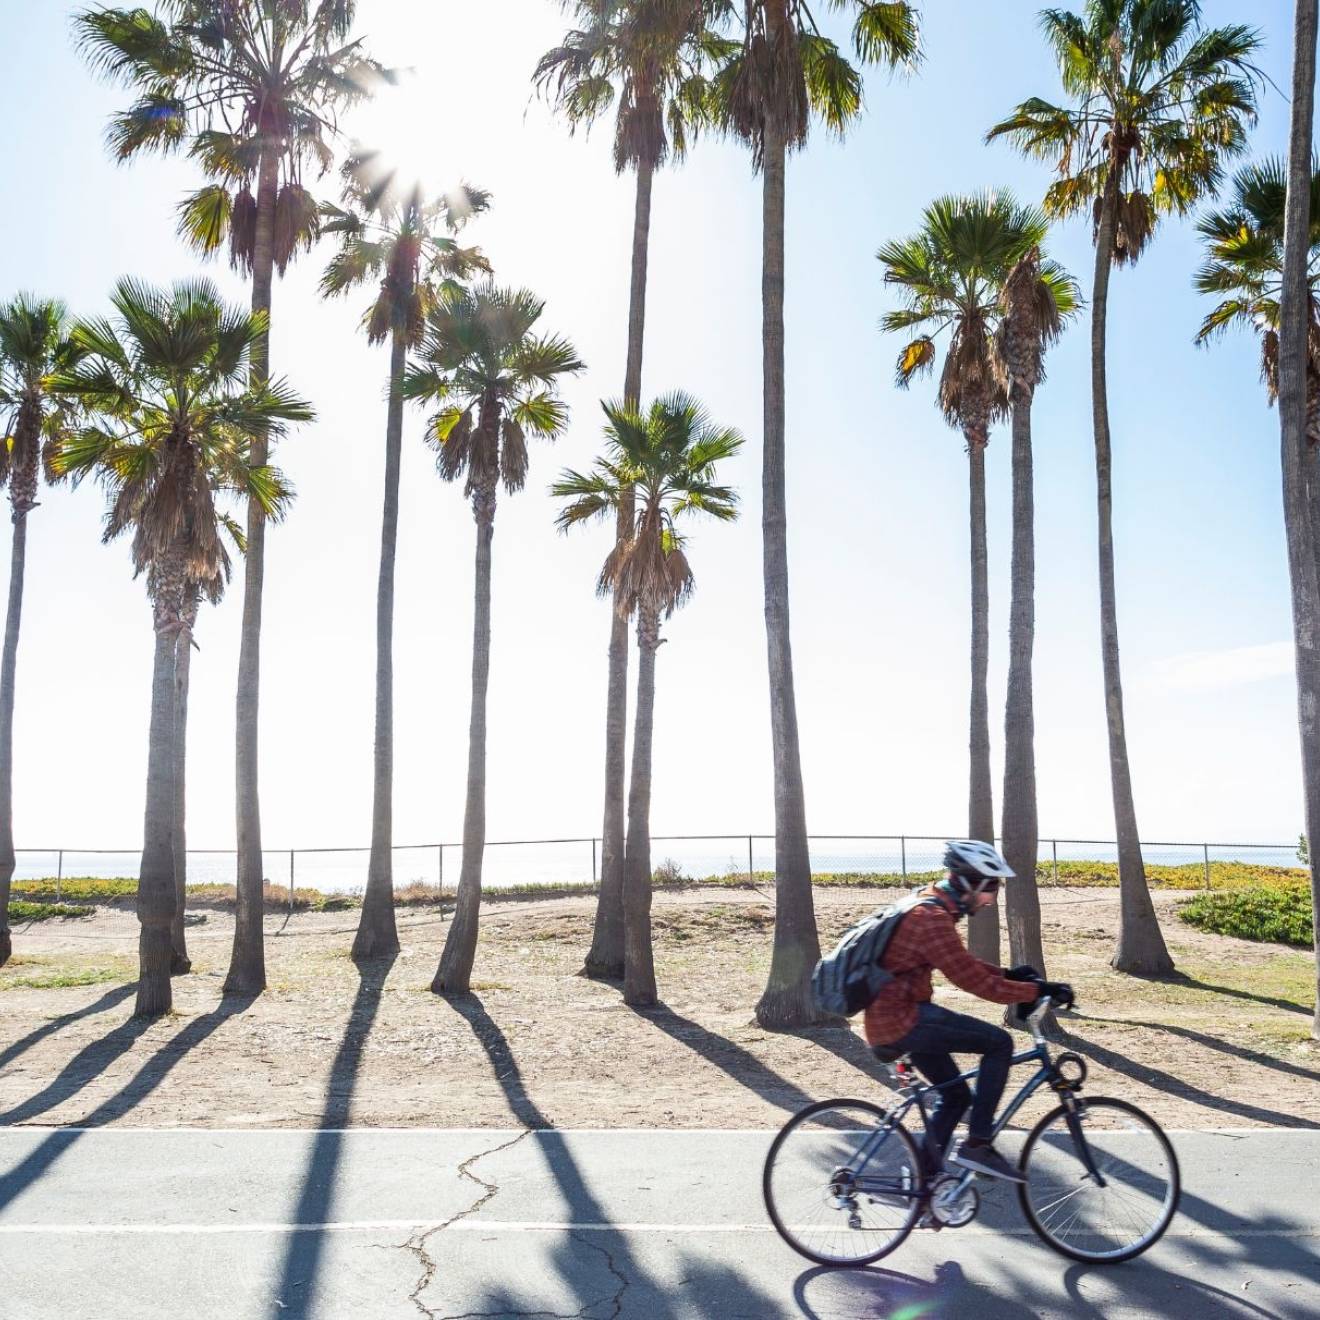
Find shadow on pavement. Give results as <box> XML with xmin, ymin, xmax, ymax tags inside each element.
<box><xmin>0</xmin><ymin>994</ymin><xmax>256</xmax><ymax>1216</ymax></box>
<box><xmin>442</xmin><ymin>993</ymin><xmax>782</xmax><ymax>1317</ymax></box>
<box><xmin>268</xmin><ymin>953</ymin><xmax>396</xmax><ymax>1320</ymax></box>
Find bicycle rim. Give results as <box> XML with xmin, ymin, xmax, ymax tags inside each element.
<box><xmin>1018</xmin><ymin>1097</ymin><xmax>1181</xmax><ymax>1263</ymax></box>
<box><xmin>763</xmin><ymin>1098</ymin><xmax>921</xmax><ymax>1267</ymax></box>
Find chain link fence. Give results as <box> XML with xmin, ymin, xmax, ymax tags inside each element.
<box><xmin>11</xmin><ymin>834</ymin><xmax>1304</xmax><ymax>906</ymax></box>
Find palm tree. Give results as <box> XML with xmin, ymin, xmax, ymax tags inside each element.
<box><xmin>53</xmin><ymin>278</ymin><xmax>308</xmax><ymax>1016</ymax></box>
<box><xmin>320</xmin><ymin>151</ymin><xmax>490</xmax><ymax>962</ymax></box>
<box><xmin>1195</xmin><ymin>157</ymin><xmax>1320</xmax><ymax>439</ymax></box>
<box><xmin>715</xmin><ymin>0</ymin><xmax>920</xmax><ymax>1029</ymax></box>
<box><xmin>0</xmin><ymin>297</ymin><xmax>79</xmax><ymax>969</ymax></box>
<box><xmin>405</xmin><ymin>284</ymin><xmax>585</xmax><ymax>995</ymax></box>
<box><xmin>989</xmin><ymin>0</ymin><xmax>1263</xmax><ymax>976</ymax></box>
<box><xmin>1274</xmin><ymin>0</ymin><xmax>1320</xmax><ymax>1041</ymax></box>
<box><xmin>537</xmin><ymin>0</ymin><xmax>732</xmax><ymax>982</ymax></box>
<box><xmin>554</xmin><ymin>393</ymin><xmax>740</xmax><ymax>1004</ymax></box>
<box><xmin>880</xmin><ymin>192</ymin><xmax>1043</xmax><ymax>965</ymax></box>
<box><xmin>996</xmin><ymin>245</ymin><xmax>1080</xmax><ymax>977</ymax></box>
<box><xmin>76</xmin><ymin>1</ymin><xmax>383</xmax><ymax>996</ymax></box>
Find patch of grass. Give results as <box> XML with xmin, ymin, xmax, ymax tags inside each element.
<box><xmin>1044</xmin><ymin>860</ymin><xmax>1305</xmax><ymax>891</ymax></box>
<box><xmin>1178</xmin><ymin>883</ymin><xmax>1313</xmax><ymax>948</ymax></box>
<box><xmin>0</xmin><ymin>962</ymin><xmax>129</xmax><ymax>991</ymax></box>
<box><xmin>14</xmin><ymin>877</ymin><xmax>137</xmax><ymax>902</ymax></box>
<box><xmin>9</xmin><ymin>901</ymin><xmax>92</xmax><ymax>922</ymax></box>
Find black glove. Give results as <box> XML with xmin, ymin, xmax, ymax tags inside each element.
<box><xmin>1003</xmin><ymin>964</ymin><xmax>1041</xmax><ymax>982</ymax></box>
<box><xmin>1036</xmin><ymin>980</ymin><xmax>1075</xmax><ymax>1010</ymax></box>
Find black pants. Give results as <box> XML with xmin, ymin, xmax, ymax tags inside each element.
<box><xmin>884</xmin><ymin>1001</ymin><xmax>1015</xmax><ymax>1171</ymax></box>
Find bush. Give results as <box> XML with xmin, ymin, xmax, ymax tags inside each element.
<box><xmin>1178</xmin><ymin>883</ymin><xmax>1313</xmax><ymax>948</ymax></box>
<box><xmin>9</xmin><ymin>901</ymin><xmax>92</xmax><ymax>922</ymax></box>
<box><xmin>653</xmin><ymin>858</ymin><xmax>689</xmax><ymax>885</ymax></box>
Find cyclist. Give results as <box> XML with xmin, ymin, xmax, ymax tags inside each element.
<box><xmin>863</xmin><ymin>840</ymin><xmax>1073</xmax><ymax>1185</ymax></box>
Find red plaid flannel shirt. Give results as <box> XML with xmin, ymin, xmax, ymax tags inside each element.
<box><xmin>862</xmin><ymin>887</ymin><xmax>1039</xmax><ymax>1046</ymax></box>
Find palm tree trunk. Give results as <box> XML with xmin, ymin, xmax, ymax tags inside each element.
<box><xmin>353</xmin><ymin>323</ymin><xmax>406</xmax><ymax>962</ymax></box>
<box><xmin>586</xmin><ymin>157</ymin><xmax>654</xmax><ymax>980</ymax></box>
<box><xmin>227</xmin><ymin>144</ymin><xmax>280</xmax><ymax>995</ymax></box>
<box><xmin>1001</xmin><ymin>386</ymin><xmax>1044</xmax><ymax>974</ymax></box>
<box><xmin>169</xmin><ymin>591</ymin><xmax>199</xmax><ymax>975</ymax></box>
<box><xmin>623</xmin><ymin>608</ymin><xmax>659</xmax><ymax>1007</ymax></box>
<box><xmin>0</xmin><ymin>508</ymin><xmax>29</xmax><ymax>969</ymax></box>
<box><xmin>1092</xmin><ymin>170</ymin><xmax>1172</xmax><ymax>977</ymax></box>
<box><xmin>1278</xmin><ymin>0</ymin><xmax>1320</xmax><ymax>1042</ymax></box>
<box><xmin>433</xmin><ymin>483</ymin><xmax>497</xmax><ymax>994</ymax></box>
<box><xmin>966</xmin><ymin>438</ymin><xmax>999</xmax><ymax>963</ymax></box>
<box><xmin>138</xmin><ymin>610</ymin><xmax>180</xmax><ymax>1017</ymax></box>
<box><xmin>754</xmin><ymin>116</ymin><xmax>821</xmax><ymax>1030</ymax></box>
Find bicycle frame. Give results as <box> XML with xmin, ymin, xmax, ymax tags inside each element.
<box><xmin>847</xmin><ymin>1002</ymin><xmax>1104</xmax><ymax>1200</ymax></box>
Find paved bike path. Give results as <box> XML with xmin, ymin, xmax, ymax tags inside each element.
<box><xmin>1</xmin><ymin>1128</ymin><xmax>1316</xmax><ymax>1318</ymax></box>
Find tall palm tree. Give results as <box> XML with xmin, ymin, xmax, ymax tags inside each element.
<box><xmin>989</xmin><ymin>0</ymin><xmax>1263</xmax><ymax>975</ymax></box>
<box><xmin>405</xmin><ymin>284</ymin><xmax>585</xmax><ymax>995</ymax></box>
<box><xmin>53</xmin><ymin>278</ymin><xmax>308</xmax><ymax>1016</ymax></box>
<box><xmin>0</xmin><ymin>297</ymin><xmax>79</xmax><ymax>969</ymax></box>
<box><xmin>996</xmin><ymin>245</ymin><xmax>1079</xmax><ymax>978</ymax></box>
<box><xmin>320</xmin><ymin>151</ymin><xmax>490</xmax><ymax>962</ymax></box>
<box><xmin>1274</xmin><ymin>0</ymin><xmax>1320</xmax><ymax>1041</ymax></box>
<box><xmin>554</xmin><ymin>393</ymin><xmax>740</xmax><ymax>1005</ymax></box>
<box><xmin>715</xmin><ymin>0</ymin><xmax>920</xmax><ymax>1029</ymax></box>
<box><xmin>1195</xmin><ymin>158</ymin><xmax>1320</xmax><ymax>439</ymax></box>
<box><xmin>76</xmin><ymin>1</ymin><xmax>383</xmax><ymax>995</ymax></box>
<box><xmin>537</xmin><ymin>0</ymin><xmax>733</xmax><ymax>982</ymax></box>
<box><xmin>878</xmin><ymin>193</ymin><xmax>1075</xmax><ymax>966</ymax></box>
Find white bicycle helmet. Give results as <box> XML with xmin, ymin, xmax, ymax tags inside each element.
<box><xmin>942</xmin><ymin>840</ymin><xmax>1014</xmax><ymax>907</ymax></box>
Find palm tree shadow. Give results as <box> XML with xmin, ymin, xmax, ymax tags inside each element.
<box><xmin>440</xmin><ymin>993</ymin><xmax>782</xmax><ymax>1317</ymax></box>
<box><xmin>0</xmin><ymin>982</ymin><xmax>136</xmax><ymax>1075</ymax></box>
<box><xmin>1092</xmin><ymin>1015</ymin><xmax>1320</xmax><ymax>1085</ymax></box>
<box><xmin>1156</xmin><ymin>971</ymin><xmax>1312</xmax><ymax>1017</ymax></box>
<box><xmin>1059</xmin><ymin>1025</ymin><xmax>1320</xmax><ymax>1129</ymax></box>
<box><xmin>0</xmin><ymin>993</ymin><xmax>256</xmax><ymax>1216</ymax></box>
<box><xmin>267</xmin><ymin>954</ymin><xmax>396</xmax><ymax>1319</ymax></box>
<box><xmin>632</xmin><ymin>1003</ymin><xmax>816</xmax><ymax>1113</ymax></box>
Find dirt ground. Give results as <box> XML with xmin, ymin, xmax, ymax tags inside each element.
<box><xmin>1</xmin><ymin>885</ymin><xmax>1317</xmax><ymax>1132</ymax></box>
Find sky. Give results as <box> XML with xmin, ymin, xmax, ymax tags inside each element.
<box><xmin>0</xmin><ymin>0</ymin><xmax>1308</xmax><ymax>862</ymax></box>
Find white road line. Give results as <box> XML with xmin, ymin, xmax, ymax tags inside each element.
<box><xmin>0</xmin><ymin>1126</ymin><xmax>1315</xmax><ymax>1136</ymax></box>
<box><xmin>0</xmin><ymin>1219</ymin><xmax>1315</xmax><ymax>1238</ymax></box>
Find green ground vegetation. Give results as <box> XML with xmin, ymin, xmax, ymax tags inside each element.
<box><xmin>1178</xmin><ymin>882</ymin><xmax>1313</xmax><ymax>949</ymax></box>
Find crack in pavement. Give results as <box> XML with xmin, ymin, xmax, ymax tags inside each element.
<box><xmin>566</xmin><ymin>1228</ymin><xmax>629</xmax><ymax>1320</ymax></box>
<box><xmin>400</xmin><ymin>1128</ymin><xmax>533</xmax><ymax>1319</ymax></box>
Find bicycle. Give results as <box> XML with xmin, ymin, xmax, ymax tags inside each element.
<box><xmin>763</xmin><ymin>997</ymin><xmax>1181</xmax><ymax>1268</ymax></box>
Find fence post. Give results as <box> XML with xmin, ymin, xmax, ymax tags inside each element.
<box><xmin>289</xmin><ymin>850</ymin><xmax>295</xmax><ymax>916</ymax></box>
<box><xmin>1052</xmin><ymin>839</ymin><xmax>1058</xmax><ymax>886</ymax></box>
<box><xmin>56</xmin><ymin>849</ymin><xmax>63</xmax><ymax>903</ymax></box>
<box><xmin>900</xmin><ymin>836</ymin><xmax>907</xmax><ymax>881</ymax></box>
<box><xmin>592</xmin><ymin>837</ymin><xmax>597</xmax><ymax>885</ymax></box>
<box><xmin>748</xmin><ymin>835</ymin><xmax>754</xmax><ymax>884</ymax></box>
<box><xmin>1203</xmin><ymin>844</ymin><xmax>1211</xmax><ymax>891</ymax></box>
<box><xmin>438</xmin><ymin>845</ymin><xmax>445</xmax><ymax>922</ymax></box>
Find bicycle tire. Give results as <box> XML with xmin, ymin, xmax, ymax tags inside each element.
<box><xmin>763</xmin><ymin>1097</ymin><xmax>923</xmax><ymax>1268</ymax></box>
<box><xmin>1017</xmin><ymin>1096</ymin><xmax>1181</xmax><ymax>1263</ymax></box>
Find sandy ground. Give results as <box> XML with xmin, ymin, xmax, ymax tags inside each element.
<box><xmin>1</xmin><ymin>885</ymin><xmax>1317</xmax><ymax>1131</ymax></box>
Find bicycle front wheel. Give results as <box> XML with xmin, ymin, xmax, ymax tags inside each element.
<box><xmin>763</xmin><ymin>1098</ymin><xmax>922</xmax><ymax>1268</ymax></box>
<box><xmin>1018</xmin><ymin>1096</ymin><xmax>1180</xmax><ymax>1263</ymax></box>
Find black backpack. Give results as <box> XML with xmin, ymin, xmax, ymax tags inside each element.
<box><xmin>811</xmin><ymin>893</ymin><xmax>941</xmax><ymax>1017</ymax></box>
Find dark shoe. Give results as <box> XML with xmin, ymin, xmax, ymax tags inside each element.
<box><xmin>949</xmin><ymin>1140</ymin><xmax>1026</xmax><ymax>1184</ymax></box>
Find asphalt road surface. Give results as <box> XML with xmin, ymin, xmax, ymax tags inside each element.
<box><xmin>1</xmin><ymin>1127</ymin><xmax>1316</xmax><ymax>1318</ymax></box>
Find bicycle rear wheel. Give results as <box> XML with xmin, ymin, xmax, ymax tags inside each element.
<box><xmin>1018</xmin><ymin>1096</ymin><xmax>1180</xmax><ymax>1263</ymax></box>
<box><xmin>763</xmin><ymin>1099</ymin><xmax>922</xmax><ymax>1267</ymax></box>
